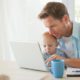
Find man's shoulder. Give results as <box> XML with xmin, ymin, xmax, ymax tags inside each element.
<box><xmin>72</xmin><ymin>21</ymin><xmax>80</xmax><ymax>39</ymax></box>
<box><xmin>73</xmin><ymin>21</ymin><xmax>80</xmax><ymax>27</ymax></box>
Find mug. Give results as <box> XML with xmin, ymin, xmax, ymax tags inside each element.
<box><xmin>47</xmin><ymin>59</ymin><xmax>64</xmax><ymax>78</ymax></box>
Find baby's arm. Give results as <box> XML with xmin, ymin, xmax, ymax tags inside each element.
<box><xmin>45</xmin><ymin>54</ymin><xmax>66</xmax><ymax>63</ymax></box>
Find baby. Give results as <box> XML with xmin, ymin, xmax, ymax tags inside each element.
<box><xmin>41</xmin><ymin>32</ymin><xmax>68</xmax><ymax>61</ymax></box>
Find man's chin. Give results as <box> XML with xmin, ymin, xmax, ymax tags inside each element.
<box><xmin>56</xmin><ymin>35</ymin><xmax>63</xmax><ymax>39</ymax></box>
<box><xmin>51</xmin><ymin>34</ymin><xmax>61</xmax><ymax>39</ymax></box>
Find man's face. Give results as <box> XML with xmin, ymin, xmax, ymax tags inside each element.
<box><xmin>43</xmin><ymin>16</ymin><xmax>67</xmax><ymax>39</ymax></box>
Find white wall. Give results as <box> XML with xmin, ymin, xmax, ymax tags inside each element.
<box><xmin>0</xmin><ymin>0</ymin><xmax>75</xmax><ymax>61</ymax></box>
<box><xmin>7</xmin><ymin>0</ymin><xmax>48</xmax><ymax>42</ymax></box>
<box><xmin>7</xmin><ymin>0</ymin><xmax>74</xmax><ymax>42</ymax></box>
<box><xmin>62</xmin><ymin>0</ymin><xmax>75</xmax><ymax>20</ymax></box>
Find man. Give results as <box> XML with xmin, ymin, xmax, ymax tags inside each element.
<box><xmin>38</xmin><ymin>2</ymin><xmax>80</xmax><ymax>68</ymax></box>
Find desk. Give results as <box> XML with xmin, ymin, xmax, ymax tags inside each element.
<box><xmin>0</xmin><ymin>60</ymin><xmax>80</xmax><ymax>80</ymax></box>
<box><xmin>0</xmin><ymin>60</ymin><xmax>47</xmax><ymax>80</ymax></box>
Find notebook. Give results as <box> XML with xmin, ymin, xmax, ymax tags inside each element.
<box><xmin>66</xmin><ymin>67</ymin><xmax>80</xmax><ymax>77</ymax></box>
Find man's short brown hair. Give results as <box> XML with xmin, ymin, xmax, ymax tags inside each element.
<box><xmin>38</xmin><ymin>2</ymin><xmax>69</xmax><ymax>20</ymax></box>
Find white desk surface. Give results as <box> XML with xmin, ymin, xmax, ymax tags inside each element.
<box><xmin>0</xmin><ymin>60</ymin><xmax>80</xmax><ymax>80</ymax></box>
<box><xmin>0</xmin><ymin>60</ymin><xmax>48</xmax><ymax>80</ymax></box>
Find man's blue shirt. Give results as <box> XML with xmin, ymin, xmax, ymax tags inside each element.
<box><xmin>71</xmin><ymin>22</ymin><xmax>80</xmax><ymax>58</ymax></box>
<box><xmin>58</xmin><ymin>22</ymin><xmax>80</xmax><ymax>58</ymax></box>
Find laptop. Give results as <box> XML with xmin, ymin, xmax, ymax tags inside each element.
<box><xmin>10</xmin><ymin>42</ymin><xmax>48</xmax><ymax>71</ymax></box>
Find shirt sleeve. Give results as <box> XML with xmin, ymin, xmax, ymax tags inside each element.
<box><xmin>41</xmin><ymin>52</ymin><xmax>48</xmax><ymax>61</ymax></box>
<box><xmin>56</xmin><ymin>49</ymin><xmax>69</xmax><ymax>58</ymax></box>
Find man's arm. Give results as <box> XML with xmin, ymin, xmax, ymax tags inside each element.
<box><xmin>45</xmin><ymin>54</ymin><xmax>80</xmax><ymax>68</ymax></box>
<box><xmin>65</xmin><ymin>58</ymin><xmax>80</xmax><ymax>68</ymax></box>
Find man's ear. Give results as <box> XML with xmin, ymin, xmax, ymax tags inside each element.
<box><xmin>62</xmin><ymin>14</ymin><xmax>69</xmax><ymax>24</ymax></box>
<box><xmin>56</xmin><ymin>42</ymin><xmax>59</xmax><ymax>47</ymax></box>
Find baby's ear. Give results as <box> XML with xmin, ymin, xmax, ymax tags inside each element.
<box><xmin>56</xmin><ymin>42</ymin><xmax>59</xmax><ymax>47</ymax></box>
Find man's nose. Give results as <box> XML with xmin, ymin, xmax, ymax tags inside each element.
<box><xmin>49</xmin><ymin>28</ymin><xmax>51</xmax><ymax>33</ymax></box>
<box><xmin>49</xmin><ymin>28</ymin><xmax>53</xmax><ymax>35</ymax></box>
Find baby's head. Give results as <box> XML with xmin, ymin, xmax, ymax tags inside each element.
<box><xmin>42</xmin><ymin>32</ymin><xmax>59</xmax><ymax>55</ymax></box>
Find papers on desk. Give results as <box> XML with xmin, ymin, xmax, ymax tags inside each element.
<box><xmin>66</xmin><ymin>67</ymin><xmax>80</xmax><ymax>77</ymax></box>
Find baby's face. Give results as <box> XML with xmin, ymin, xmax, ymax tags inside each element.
<box><xmin>42</xmin><ymin>39</ymin><xmax>57</xmax><ymax>54</ymax></box>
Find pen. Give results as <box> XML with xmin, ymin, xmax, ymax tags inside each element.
<box><xmin>72</xmin><ymin>70</ymin><xmax>80</xmax><ymax>72</ymax></box>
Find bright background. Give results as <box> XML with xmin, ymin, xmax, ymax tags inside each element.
<box><xmin>0</xmin><ymin>0</ymin><xmax>79</xmax><ymax>61</ymax></box>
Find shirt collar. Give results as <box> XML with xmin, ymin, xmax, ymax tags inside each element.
<box><xmin>72</xmin><ymin>21</ymin><xmax>79</xmax><ymax>40</ymax></box>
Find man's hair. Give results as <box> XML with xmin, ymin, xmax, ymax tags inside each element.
<box><xmin>38</xmin><ymin>2</ymin><xmax>69</xmax><ymax>20</ymax></box>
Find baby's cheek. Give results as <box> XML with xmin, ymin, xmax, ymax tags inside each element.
<box><xmin>44</xmin><ymin>50</ymin><xmax>47</xmax><ymax>53</ymax></box>
<box><xmin>51</xmin><ymin>49</ymin><xmax>55</xmax><ymax>53</ymax></box>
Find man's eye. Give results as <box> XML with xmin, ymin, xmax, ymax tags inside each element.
<box><xmin>51</xmin><ymin>25</ymin><xmax>55</xmax><ymax>27</ymax></box>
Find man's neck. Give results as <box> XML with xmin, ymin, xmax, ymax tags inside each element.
<box><xmin>65</xmin><ymin>21</ymin><xmax>73</xmax><ymax>37</ymax></box>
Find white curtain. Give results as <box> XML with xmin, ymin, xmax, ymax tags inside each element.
<box><xmin>0</xmin><ymin>0</ymin><xmax>74</xmax><ymax>61</ymax></box>
<box><xmin>0</xmin><ymin>0</ymin><xmax>10</xmax><ymax>60</ymax></box>
<box><xmin>0</xmin><ymin>0</ymin><xmax>48</xmax><ymax>61</ymax></box>
<box><xmin>62</xmin><ymin>0</ymin><xmax>75</xmax><ymax>20</ymax></box>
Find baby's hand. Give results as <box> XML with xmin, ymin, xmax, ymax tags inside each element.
<box><xmin>45</xmin><ymin>54</ymin><xmax>66</xmax><ymax>64</ymax></box>
<box><xmin>45</xmin><ymin>54</ymin><xmax>57</xmax><ymax>63</ymax></box>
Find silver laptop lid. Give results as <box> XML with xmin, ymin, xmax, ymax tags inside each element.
<box><xmin>10</xmin><ymin>42</ymin><xmax>47</xmax><ymax>71</ymax></box>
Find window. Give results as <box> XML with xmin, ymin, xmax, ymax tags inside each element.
<box><xmin>75</xmin><ymin>0</ymin><xmax>80</xmax><ymax>22</ymax></box>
